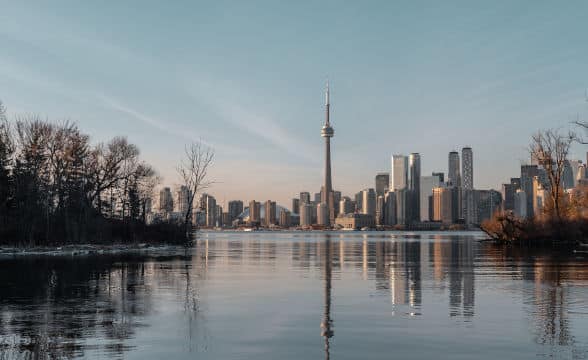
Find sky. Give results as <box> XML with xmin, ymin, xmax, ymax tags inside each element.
<box><xmin>1</xmin><ymin>1</ymin><xmax>588</xmax><ymax>208</ymax></box>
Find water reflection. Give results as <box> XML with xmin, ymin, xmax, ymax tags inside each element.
<box><xmin>321</xmin><ymin>235</ymin><xmax>334</xmax><ymax>360</ymax></box>
<box><xmin>0</xmin><ymin>233</ymin><xmax>587</xmax><ymax>359</ymax></box>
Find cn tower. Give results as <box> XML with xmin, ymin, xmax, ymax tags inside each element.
<box><xmin>321</xmin><ymin>81</ymin><xmax>334</xmax><ymax>226</ymax></box>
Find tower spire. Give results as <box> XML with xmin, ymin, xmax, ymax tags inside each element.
<box><xmin>325</xmin><ymin>80</ymin><xmax>330</xmax><ymax>126</ymax></box>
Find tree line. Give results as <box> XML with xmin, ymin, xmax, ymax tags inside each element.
<box><xmin>0</xmin><ymin>100</ymin><xmax>184</xmax><ymax>246</ymax></box>
<box><xmin>482</xmin><ymin>127</ymin><xmax>588</xmax><ymax>246</ymax></box>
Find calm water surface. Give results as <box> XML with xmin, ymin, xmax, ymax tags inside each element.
<box><xmin>1</xmin><ymin>231</ymin><xmax>588</xmax><ymax>359</ymax></box>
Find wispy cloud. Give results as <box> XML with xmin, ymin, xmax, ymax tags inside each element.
<box><xmin>185</xmin><ymin>80</ymin><xmax>319</xmax><ymax>163</ymax></box>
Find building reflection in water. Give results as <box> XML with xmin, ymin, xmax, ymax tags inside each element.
<box><xmin>3</xmin><ymin>233</ymin><xmax>588</xmax><ymax>359</ymax></box>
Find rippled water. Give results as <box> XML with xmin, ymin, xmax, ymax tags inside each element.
<box><xmin>1</xmin><ymin>231</ymin><xmax>588</xmax><ymax>359</ymax></box>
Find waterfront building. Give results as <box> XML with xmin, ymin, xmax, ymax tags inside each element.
<box><xmin>375</xmin><ymin>173</ymin><xmax>390</xmax><ymax>197</ymax></box>
<box><xmin>384</xmin><ymin>191</ymin><xmax>397</xmax><ymax>225</ymax></box>
<box><xmin>228</xmin><ymin>200</ymin><xmax>244</xmax><ymax>222</ymax></box>
<box><xmin>354</xmin><ymin>191</ymin><xmax>363</xmax><ymax>212</ymax></box>
<box><xmin>204</xmin><ymin>194</ymin><xmax>217</xmax><ymax>227</ymax></box>
<box><xmin>333</xmin><ymin>191</ymin><xmax>341</xmax><ymax>217</ymax></box>
<box><xmin>375</xmin><ymin>195</ymin><xmax>385</xmax><ymax>225</ymax></box>
<box><xmin>300</xmin><ymin>203</ymin><xmax>313</xmax><ymax>227</ymax></box>
<box><xmin>396</xmin><ymin>188</ymin><xmax>407</xmax><ymax>225</ymax></box>
<box><xmin>175</xmin><ymin>185</ymin><xmax>191</xmax><ymax>214</ymax></box>
<box><xmin>532</xmin><ymin>176</ymin><xmax>546</xmax><ymax>216</ymax></box>
<box><xmin>448</xmin><ymin>151</ymin><xmax>461</xmax><ymax>187</ymax></box>
<box><xmin>317</xmin><ymin>202</ymin><xmax>330</xmax><ymax>226</ymax></box>
<box><xmin>475</xmin><ymin>189</ymin><xmax>501</xmax><ymax>224</ymax></box>
<box><xmin>159</xmin><ymin>187</ymin><xmax>174</xmax><ymax>213</ymax></box>
<box><xmin>222</xmin><ymin>212</ymin><xmax>231</xmax><ymax>227</ymax></box>
<box><xmin>461</xmin><ymin>147</ymin><xmax>474</xmax><ymax>225</ymax></box>
<box><xmin>335</xmin><ymin>213</ymin><xmax>375</xmax><ymax>230</ymax></box>
<box><xmin>514</xmin><ymin>189</ymin><xmax>527</xmax><ymax>218</ymax></box>
<box><xmin>501</xmin><ymin>183</ymin><xmax>516</xmax><ymax>212</ymax></box>
<box><xmin>462</xmin><ymin>147</ymin><xmax>473</xmax><ymax>190</ymax></box>
<box><xmin>361</xmin><ymin>188</ymin><xmax>376</xmax><ymax>217</ymax></box>
<box><xmin>314</xmin><ymin>192</ymin><xmax>321</xmax><ymax>203</ymax></box>
<box><xmin>562</xmin><ymin>160</ymin><xmax>575</xmax><ymax>190</ymax></box>
<box><xmin>408</xmin><ymin>153</ymin><xmax>421</xmax><ymax>223</ymax></box>
<box><xmin>420</xmin><ymin>175</ymin><xmax>441</xmax><ymax>221</ymax></box>
<box><xmin>521</xmin><ymin>164</ymin><xmax>539</xmax><ymax>218</ymax></box>
<box><xmin>339</xmin><ymin>196</ymin><xmax>354</xmax><ymax>216</ymax></box>
<box><xmin>391</xmin><ymin>155</ymin><xmax>408</xmax><ymax>191</ymax></box>
<box><xmin>300</xmin><ymin>192</ymin><xmax>311</xmax><ymax>205</ymax></box>
<box><xmin>264</xmin><ymin>200</ymin><xmax>277</xmax><ymax>227</ymax></box>
<box><xmin>432</xmin><ymin>187</ymin><xmax>458</xmax><ymax>224</ymax></box>
<box><xmin>291</xmin><ymin>198</ymin><xmax>300</xmax><ymax>214</ymax></box>
<box><xmin>249</xmin><ymin>200</ymin><xmax>261</xmax><ymax>225</ymax></box>
<box><xmin>279</xmin><ymin>209</ymin><xmax>291</xmax><ymax>227</ymax></box>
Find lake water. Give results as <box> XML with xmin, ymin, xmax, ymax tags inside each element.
<box><xmin>1</xmin><ymin>231</ymin><xmax>588</xmax><ymax>359</ymax></box>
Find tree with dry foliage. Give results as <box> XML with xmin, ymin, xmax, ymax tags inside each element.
<box><xmin>529</xmin><ymin>129</ymin><xmax>574</xmax><ymax>222</ymax></box>
<box><xmin>177</xmin><ymin>141</ymin><xmax>214</xmax><ymax>240</ymax></box>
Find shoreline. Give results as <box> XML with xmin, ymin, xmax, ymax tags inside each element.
<box><xmin>0</xmin><ymin>230</ymin><xmax>487</xmax><ymax>256</ymax></box>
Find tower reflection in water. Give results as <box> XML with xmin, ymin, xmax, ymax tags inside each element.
<box><xmin>321</xmin><ymin>235</ymin><xmax>334</xmax><ymax>360</ymax></box>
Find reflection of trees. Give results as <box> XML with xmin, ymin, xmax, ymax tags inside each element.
<box><xmin>483</xmin><ymin>246</ymin><xmax>588</xmax><ymax>352</ymax></box>
<box><xmin>0</xmin><ymin>252</ymin><xmax>192</xmax><ymax>359</ymax></box>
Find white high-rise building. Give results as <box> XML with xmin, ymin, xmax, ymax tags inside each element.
<box><xmin>361</xmin><ymin>189</ymin><xmax>376</xmax><ymax>217</ymax></box>
<box><xmin>391</xmin><ymin>155</ymin><xmax>408</xmax><ymax>191</ymax></box>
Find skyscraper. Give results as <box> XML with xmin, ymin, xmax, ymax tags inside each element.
<box><xmin>384</xmin><ymin>191</ymin><xmax>397</xmax><ymax>225</ymax></box>
<box><xmin>420</xmin><ymin>175</ymin><xmax>441</xmax><ymax>221</ymax></box>
<box><xmin>501</xmin><ymin>183</ymin><xmax>516</xmax><ymax>212</ymax></box>
<box><xmin>448</xmin><ymin>151</ymin><xmax>461</xmax><ymax>187</ymax></box>
<box><xmin>321</xmin><ymin>81</ymin><xmax>335</xmax><ymax>226</ymax></box>
<box><xmin>317</xmin><ymin>202</ymin><xmax>329</xmax><ymax>226</ymax></box>
<box><xmin>249</xmin><ymin>200</ymin><xmax>261</xmax><ymax>225</ymax></box>
<box><xmin>521</xmin><ymin>165</ymin><xmax>539</xmax><ymax>218</ymax></box>
<box><xmin>408</xmin><ymin>153</ymin><xmax>421</xmax><ymax>223</ymax></box>
<box><xmin>204</xmin><ymin>194</ymin><xmax>217</xmax><ymax>227</ymax></box>
<box><xmin>300</xmin><ymin>203</ymin><xmax>313</xmax><ymax>227</ymax></box>
<box><xmin>291</xmin><ymin>198</ymin><xmax>300</xmax><ymax>214</ymax></box>
<box><xmin>461</xmin><ymin>147</ymin><xmax>473</xmax><ymax>190</ymax></box>
<box><xmin>375</xmin><ymin>195</ymin><xmax>385</xmax><ymax>225</ymax></box>
<box><xmin>361</xmin><ymin>188</ymin><xmax>376</xmax><ymax>217</ymax></box>
<box><xmin>475</xmin><ymin>189</ymin><xmax>501</xmax><ymax>224</ymax></box>
<box><xmin>339</xmin><ymin>196</ymin><xmax>354</xmax><ymax>216</ymax></box>
<box><xmin>176</xmin><ymin>185</ymin><xmax>191</xmax><ymax>214</ymax></box>
<box><xmin>264</xmin><ymin>200</ymin><xmax>276</xmax><ymax>227</ymax></box>
<box><xmin>228</xmin><ymin>200</ymin><xmax>244</xmax><ymax>222</ymax></box>
<box><xmin>432</xmin><ymin>187</ymin><xmax>457</xmax><ymax>224</ymax></box>
<box><xmin>391</xmin><ymin>155</ymin><xmax>408</xmax><ymax>191</ymax></box>
<box><xmin>300</xmin><ymin>192</ymin><xmax>311</xmax><ymax>205</ymax></box>
<box><xmin>375</xmin><ymin>173</ymin><xmax>390</xmax><ymax>197</ymax></box>
<box><xmin>159</xmin><ymin>187</ymin><xmax>173</xmax><ymax>213</ymax></box>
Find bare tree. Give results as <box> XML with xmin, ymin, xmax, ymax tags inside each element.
<box><xmin>529</xmin><ymin>129</ymin><xmax>575</xmax><ymax>221</ymax></box>
<box><xmin>177</xmin><ymin>141</ymin><xmax>214</xmax><ymax>240</ymax></box>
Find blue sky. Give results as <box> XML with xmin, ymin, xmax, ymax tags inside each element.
<box><xmin>1</xmin><ymin>1</ymin><xmax>587</xmax><ymax>207</ymax></box>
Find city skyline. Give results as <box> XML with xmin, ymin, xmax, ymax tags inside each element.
<box><xmin>2</xmin><ymin>2</ymin><xmax>588</xmax><ymax>207</ymax></box>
